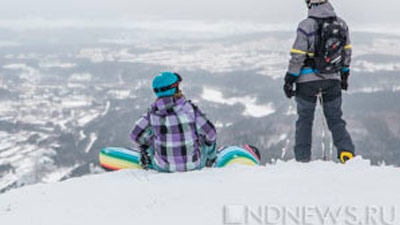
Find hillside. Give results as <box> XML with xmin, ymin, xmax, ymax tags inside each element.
<box><xmin>1</xmin><ymin>23</ymin><xmax>400</xmax><ymax>193</ymax></box>
<box><xmin>0</xmin><ymin>158</ymin><xmax>399</xmax><ymax>225</ymax></box>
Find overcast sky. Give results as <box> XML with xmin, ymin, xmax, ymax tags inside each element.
<box><xmin>0</xmin><ymin>0</ymin><xmax>399</xmax><ymax>25</ymax></box>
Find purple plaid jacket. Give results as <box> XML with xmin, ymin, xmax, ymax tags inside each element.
<box><xmin>130</xmin><ymin>96</ymin><xmax>217</xmax><ymax>172</ymax></box>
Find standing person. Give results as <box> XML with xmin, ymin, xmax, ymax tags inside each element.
<box><xmin>283</xmin><ymin>0</ymin><xmax>355</xmax><ymax>163</ymax></box>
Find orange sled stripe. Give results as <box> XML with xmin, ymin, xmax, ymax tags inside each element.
<box><xmin>100</xmin><ymin>163</ymin><xmax>121</xmax><ymax>171</ymax></box>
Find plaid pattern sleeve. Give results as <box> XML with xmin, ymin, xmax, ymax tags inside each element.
<box><xmin>130</xmin><ymin>112</ymin><xmax>153</xmax><ymax>152</ymax></box>
<box><xmin>192</xmin><ymin>103</ymin><xmax>217</xmax><ymax>147</ymax></box>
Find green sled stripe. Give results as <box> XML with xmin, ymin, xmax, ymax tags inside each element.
<box><xmin>100</xmin><ymin>148</ymin><xmax>139</xmax><ymax>164</ymax></box>
<box><xmin>217</xmin><ymin>151</ymin><xmax>259</xmax><ymax>167</ymax></box>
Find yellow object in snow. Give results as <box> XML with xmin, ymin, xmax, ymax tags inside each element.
<box><xmin>340</xmin><ymin>151</ymin><xmax>354</xmax><ymax>164</ymax></box>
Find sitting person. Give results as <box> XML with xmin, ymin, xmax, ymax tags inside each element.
<box><xmin>130</xmin><ymin>72</ymin><xmax>217</xmax><ymax>172</ymax></box>
<box><xmin>100</xmin><ymin>72</ymin><xmax>261</xmax><ymax>171</ymax></box>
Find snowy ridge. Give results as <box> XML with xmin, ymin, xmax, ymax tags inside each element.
<box><xmin>202</xmin><ymin>88</ymin><xmax>275</xmax><ymax>118</ymax></box>
<box><xmin>77</xmin><ymin>38</ymin><xmax>290</xmax><ymax>80</ymax></box>
<box><xmin>0</xmin><ymin>19</ymin><xmax>294</xmax><ymax>33</ymax></box>
<box><xmin>1</xmin><ymin>18</ymin><xmax>400</xmax><ymax>205</ymax></box>
<box><xmin>0</xmin><ymin>158</ymin><xmax>399</xmax><ymax>225</ymax></box>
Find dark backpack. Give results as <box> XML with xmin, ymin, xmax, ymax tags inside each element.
<box><xmin>310</xmin><ymin>16</ymin><xmax>347</xmax><ymax>74</ymax></box>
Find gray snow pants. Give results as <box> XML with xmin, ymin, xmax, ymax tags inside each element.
<box><xmin>294</xmin><ymin>80</ymin><xmax>355</xmax><ymax>162</ymax></box>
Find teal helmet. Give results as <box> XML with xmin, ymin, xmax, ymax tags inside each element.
<box><xmin>305</xmin><ymin>0</ymin><xmax>327</xmax><ymax>9</ymax></box>
<box><xmin>152</xmin><ymin>72</ymin><xmax>182</xmax><ymax>98</ymax></box>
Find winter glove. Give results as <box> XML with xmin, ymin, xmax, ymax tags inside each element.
<box><xmin>341</xmin><ymin>69</ymin><xmax>350</xmax><ymax>91</ymax></box>
<box><xmin>205</xmin><ymin>158</ymin><xmax>216</xmax><ymax>167</ymax></box>
<box><xmin>140</xmin><ymin>150</ymin><xmax>151</xmax><ymax>170</ymax></box>
<box><xmin>283</xmin><ymin>72</ymin><xmax>298</xmax><ymax>99</ymax></box>
<box><xmin>204</xmin><ymin>143</ymin><xmax>217</xmax><ymax>167</ymax></box>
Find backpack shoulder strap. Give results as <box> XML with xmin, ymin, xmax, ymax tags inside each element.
<box><xmin>308</xmin><ymin>16</ymin><xmax>337</xmax><ymax>22</ymax></box>
<box><xmin>308</xmin><ymin>16</ymin><xmax>338</xmax><ymax>33</ymax></box>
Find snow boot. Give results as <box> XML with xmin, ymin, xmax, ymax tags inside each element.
<box><xmin>339</xmin><ymin>151</ymin><xmax>354</xmax><ymax>164</ymax></box>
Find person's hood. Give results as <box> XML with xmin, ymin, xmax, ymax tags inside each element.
<box><xmin>308</xmin><ymin>2</ymin><xmax>337</xmax><ymax>18</ymax></box>
<box><xmin>150</xmin><ymin>96</ymin><xmax>186</xmax><ymax>116</ymax></box>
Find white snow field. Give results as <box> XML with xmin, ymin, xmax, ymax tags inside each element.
<box><xmin>0</xmin><ymin>158</ymin><xmax>399</xmax><ymax>225</ymax></box>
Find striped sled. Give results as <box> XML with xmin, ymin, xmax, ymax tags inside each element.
<box><xmin>99</xmin><ymin>145</ymin><xmax>261</xmax><ymax>171</ymax></box>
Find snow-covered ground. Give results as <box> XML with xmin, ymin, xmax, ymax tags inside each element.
<box><xmin>0</xmin><ymin>158</ymin><xmax>399</xmax><ymax>225</ymax></box>
<box><xmin>202</xmin><ymin>88</ymin><xmax>275</xmax><ymax>118</ymax></box>
<box><xmin>78</xmin><ymin>38</ymin><xmax>289</xmax><ymax>80</ymax></box>
<box><xmin>1</xmin><ymin>18</ymin><xmax>400</xmax><ymax>199</ymax></box>
<box><xmin>0</xmin><ymin>67</ymin><xmax>107</xmax><ymax>192</ymax></box>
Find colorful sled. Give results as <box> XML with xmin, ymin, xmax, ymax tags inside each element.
<box><xmin>215</xmin><ymin>145</ymin><xmax>261</xmax><ymax>168</ymax></box>
<box><xmin>99</xmin><ymin>145</ymin><xmax>261</xmax><ymax>171</ymax></box>
<box><xmin>99</xmin><ymin>147</ymin><xmax>142</xmax><ymax>171</ymax></box>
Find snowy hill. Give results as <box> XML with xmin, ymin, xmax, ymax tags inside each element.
<box><xmin>1</xmin><ymin>21</ymin><xmax>400</xmax><ymax>193</ymax></box>
<box><xmin>0</xmin><ymin>158</ymin><xmax>399</xmax><ymax>225</ymax></box>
